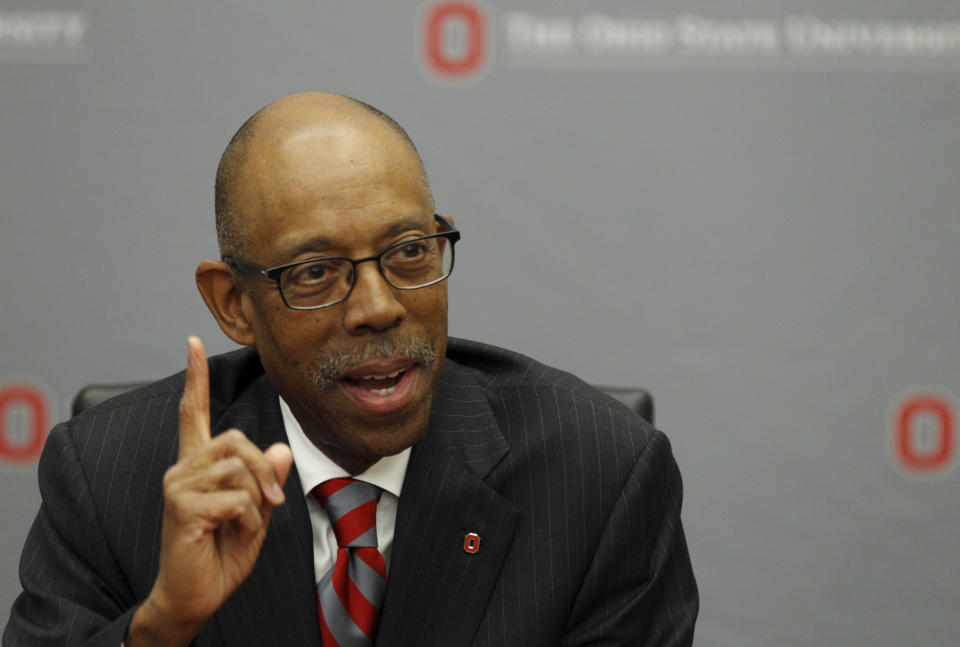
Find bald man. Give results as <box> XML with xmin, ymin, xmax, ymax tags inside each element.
<box><xmin>4</xmin><ymin>93</ymin><xmax>697</xmax><ymax>647</ymax></box>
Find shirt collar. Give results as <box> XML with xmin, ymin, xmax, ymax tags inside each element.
<box><xmin>279</xmin><ymin>395</ymin><xmax>410</xmax><ymax>499</ymax></box>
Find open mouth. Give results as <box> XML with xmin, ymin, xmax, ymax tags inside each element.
<box><xmin>342</xmin><ymin>368</ymin><xmax>407</xmax><ymax>396</ymax></box>
<box><xmin>338</xmin><ymin>361</ymin><xmax>421</xmax><ymax>414</ymax></box>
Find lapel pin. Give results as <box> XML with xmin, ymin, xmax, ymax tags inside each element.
<box><xmin>463</xmin><ymin>532</ymin><xmax>481</xmax><ymax>554</ymax></box>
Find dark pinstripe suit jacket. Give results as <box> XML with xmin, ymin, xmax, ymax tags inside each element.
<box><xmin>4</xmin><ymin>338</ymin><xmax>697</xmax><ymax>646</ymax></box>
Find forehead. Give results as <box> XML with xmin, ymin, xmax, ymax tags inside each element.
<box><xmin>233</xmin><ymin>118</ymin><xmax>433</xmax><ymax>259</ymax></box>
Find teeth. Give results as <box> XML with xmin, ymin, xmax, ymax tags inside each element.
<box><xmin>369</xmin><ymin>385</ymin><xmax>397</xmax><ymax>396</ymax></box>
<box><xmin>360</xmin><ymin>369</ymin><xmax>404</xmax><ymax>380</ymax></box>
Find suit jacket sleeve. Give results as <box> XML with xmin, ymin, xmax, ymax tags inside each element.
<box><xmin>3</xmin><ymin>421</ymin><xmax>140</xmax><ymax>647</ymax></box>
<box><xmin>561</xmin><ymin>430</ymin><xmax>698</xmax><ymax>647</ymax></box>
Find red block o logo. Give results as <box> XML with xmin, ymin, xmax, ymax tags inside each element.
<box><xmin>422</xmin><ymin>2</ymin><xmax>488</xmax><ymax>79</ymax></box>
<box><xmin>0</xmin><ymin>383</ymin><xmax>49</xmax><ymax>463</ymax></box>
<box><xmin>890</xmin><ymin>392</ymin><xmax>956</xmax><ymax>475</ymax></box>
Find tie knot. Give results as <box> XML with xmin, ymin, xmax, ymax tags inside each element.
<box><xmin>312</xmin><ymin>478</ymin><xmax>382</xmax><ymax>548</ymax></box>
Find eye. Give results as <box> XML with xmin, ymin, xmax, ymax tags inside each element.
<box><xmin>285</xmin><ymin>259</ymin><xmax>344</xmax><ymax>288</ymax></box>
<box><xmin>382</xmin><ymin>238</ymin><xmax>438</xmax><ymax>280</ymax></box>
<box><xmin>385</xmin><ymin>238</ymin><xmax>435</xmax><ymax>264</ymax></box>
<box><xmin>397</xmin><ymin>240</ymin><xmax>429</xmax><ymax>260</ymax></box>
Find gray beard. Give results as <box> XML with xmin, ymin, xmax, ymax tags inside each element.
<box><xmin>309</xmin><ymin>337</ymin><xmax>438</xmax><ymax>390</ymax></box>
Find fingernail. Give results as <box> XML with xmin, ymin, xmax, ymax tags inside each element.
<box><xmin>272</xmin><ymin>483</ymin><xmax>285</xmax><ymax>503</ymax></box>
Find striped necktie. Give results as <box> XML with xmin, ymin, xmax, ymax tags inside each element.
<box><xmin>312</xmin><ymin>478</ymin><xmax>387</xmax><ymax>647</ymax></box>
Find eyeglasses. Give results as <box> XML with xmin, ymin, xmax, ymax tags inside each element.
<box><xmin>223</xmin><ymin>213</ymin><xmax>460</xmax><ymax>310</ymax></box>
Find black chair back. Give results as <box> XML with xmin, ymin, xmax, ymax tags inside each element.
<box><xmin>594</xmin><ymin>386</ymin><xmax>654</xmax><ymax>425</ymax></box>
<box><xmin>71</xmin><ymin>383</ymin><xmax>148</xmax><ymax>417</ymax></box>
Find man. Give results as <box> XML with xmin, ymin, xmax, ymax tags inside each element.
<box><xmin>4</xmin><ymin>93</ymin><xmax>697</xmax><ymax>646</ymax></box>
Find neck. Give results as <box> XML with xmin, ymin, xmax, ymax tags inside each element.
<box><xmin>321</xmin><ymin>447</ymin><xmax>377</xmax><ymax>476</ymax></box>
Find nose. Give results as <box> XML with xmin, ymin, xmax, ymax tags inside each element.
<box><xmin>342</xmin><ymin>262</ymin><xmax>406</xmax><ymax>333</ymax></box>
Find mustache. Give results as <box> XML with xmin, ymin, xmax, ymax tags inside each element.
<box><xmin>309</xmin><ymin>337</ymin><xmax>438</xmax><ymax>390</ymax></box>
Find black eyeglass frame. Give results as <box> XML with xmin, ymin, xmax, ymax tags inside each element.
<box><xmin>223</xmin><ymin>213</ymin><xmax>460</xmax><ymax>311</ymax></box>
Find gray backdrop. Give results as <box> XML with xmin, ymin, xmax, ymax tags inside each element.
<box><xmin>2</xmin><ymin>1</ymin><xmax>958</xmax><ymax>645</ymax></box>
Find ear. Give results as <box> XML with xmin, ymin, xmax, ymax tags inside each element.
<box><xmin>196</xmin><ymin>260</ymin><xmax>256</xmax><ymax>346</ymax></box>
<box><xmin>438</xmin><ymin>213</ymin><xmax>456</xmax><ymax>229</ymax></box>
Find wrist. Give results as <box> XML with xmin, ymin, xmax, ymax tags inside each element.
<box><xmin>125</xmin><ymin>593</ymin><xmax>202</xmax><ymax>647</ymax></box>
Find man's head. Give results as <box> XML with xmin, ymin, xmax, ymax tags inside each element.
<box><xmin>197</xmin><ymin>92</ymin><xmax>450</xmax><ymax>475</ymax></box>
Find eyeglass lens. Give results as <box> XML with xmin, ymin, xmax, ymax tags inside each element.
<box><xmin>278</xmin><ymin>236</ymin><xmax>453</xmax><ymax>308</ymax></box>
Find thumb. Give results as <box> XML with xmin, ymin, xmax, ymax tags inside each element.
<box><xmin>264</xmin><ymin>443</ymin><xmax>294</xmax><ymax>493</ymax></box>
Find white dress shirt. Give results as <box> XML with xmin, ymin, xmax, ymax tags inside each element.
<box><xmin>279</xmin><ymin>396</ymin><xmax>410</xmax><ymax>585</ymax></box>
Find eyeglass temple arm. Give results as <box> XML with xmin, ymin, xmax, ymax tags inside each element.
<box><xmin>223</xmin><ymin>256</ymin><xmax>267</xmax><ymax>276</ymax></box>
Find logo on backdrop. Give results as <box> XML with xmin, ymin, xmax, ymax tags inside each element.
<box><xmin>0</xmin><ymin>11</ymin><xmax>89</xmax><ymax>63</ymax></box>
<box><xmin>418</xmin><ymin>1</ymin><xmax>492</xmax><ymax>82</ymax></box>
<box><xmin>416</xmin><ymin>3</ymin><xmax>960</xmax><ymax>82</ymax></box>
<box><xmin>0</xmin><ymin>381</ymin><xmax>51</xmax><ymax>465</ymax></box>
<box><xmin>888</xmin><ymin>388</ymin><xmax>957</xmax><ymax>478</ymax></box>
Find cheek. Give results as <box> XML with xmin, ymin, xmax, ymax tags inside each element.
<box><xmin>262</xmin><ymin>302</ymin><xmax>338</xmax><ymax>343</ymax></box>
<box><xmin>405</xmin><ymin>286</ymin><xmax>448</xmax><ymax>330</ymax></box>
<box><xmin>249</xmin><ymin>302</ymin><xmax>337</xmax><ymax>373</ymax></box>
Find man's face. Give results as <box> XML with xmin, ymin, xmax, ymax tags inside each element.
<box><xmin>231</xmin><ymin>119</ymin><xmax>447</xmax><ymax>474</ymax></box>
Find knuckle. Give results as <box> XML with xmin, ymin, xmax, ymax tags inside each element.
<box><xmin>234</xmin><ymin>491</ymin><xmax>255</xmax><ymax>515</ymax></box>
<box><xmin>164</xmin><ymin>489</ymin><xmax>189</xmax><ymax>521</ymax></box>
<box><xmin>162</xmin><ymin>473</ymin><xmax>190</xmax><ymax>509</ymax></box>
<box><xmin>222</xmin><ymin>455</ymin><xmax>246</xmax><ymax>477</ymax></box>
<box><xmin>223</xmin><ymin>428</ymin><xmax>246</xmax><ymax>443</ymax></box>
<box><xmin>162</xmin><ymin>467</ymin><xmax>180</xmax><ymax>491</ymax></box>
<box><xmin>214</xmin><ymin>429</ymin><xmax>247</xmax><ymax>450</ymax></box>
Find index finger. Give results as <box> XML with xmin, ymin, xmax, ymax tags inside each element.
<box><xmin>178</xmin><ymin>336</ymin><xmax>211</xmax><ymax>459</ymax></box>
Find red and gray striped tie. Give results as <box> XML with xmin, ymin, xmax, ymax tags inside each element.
<box><xmin>312</xmin><ymin>478</ymin><xmax>387</xmax><ymax>647</ymax></box>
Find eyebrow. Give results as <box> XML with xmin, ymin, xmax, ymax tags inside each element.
<box><xmin>273</xmin><ymin>216</ymin><xmax>432</xmax><ymax>262</ymax></box>
<box><xmin>383</xmin><ymin>217</ymin><xmax>430</xmax><ymax>239</ymax></box>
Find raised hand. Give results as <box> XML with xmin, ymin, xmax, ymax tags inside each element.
<box><xmin>127</xmin><ymin>337</ymin><xmax>294</xmax><ymax>647</ymax></box>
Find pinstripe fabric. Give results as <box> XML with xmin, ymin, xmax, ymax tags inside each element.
<box><xmin>378</xmin><ymin>339</ymin><xmax>698</xmax><ymax>646</ymax></box>
<box><xmin>3</xmin><ymin>350</ymin><xmax>319</xmax><ymax>647</ymax></box>
<box><xmin>3</xmin><ymin>338</ymin><xmax>697</xmax><ymax>647</ymax></box>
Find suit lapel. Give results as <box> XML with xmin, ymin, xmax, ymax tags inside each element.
<box><xmin>376</xmin><ymin>360</ymin><xmax>518</xmax><ymax>647</ymax></box>
<box><xmin>206</xmin><ymin>374</ymin><xmax>321</xmax><ymax>646</ymax></box>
